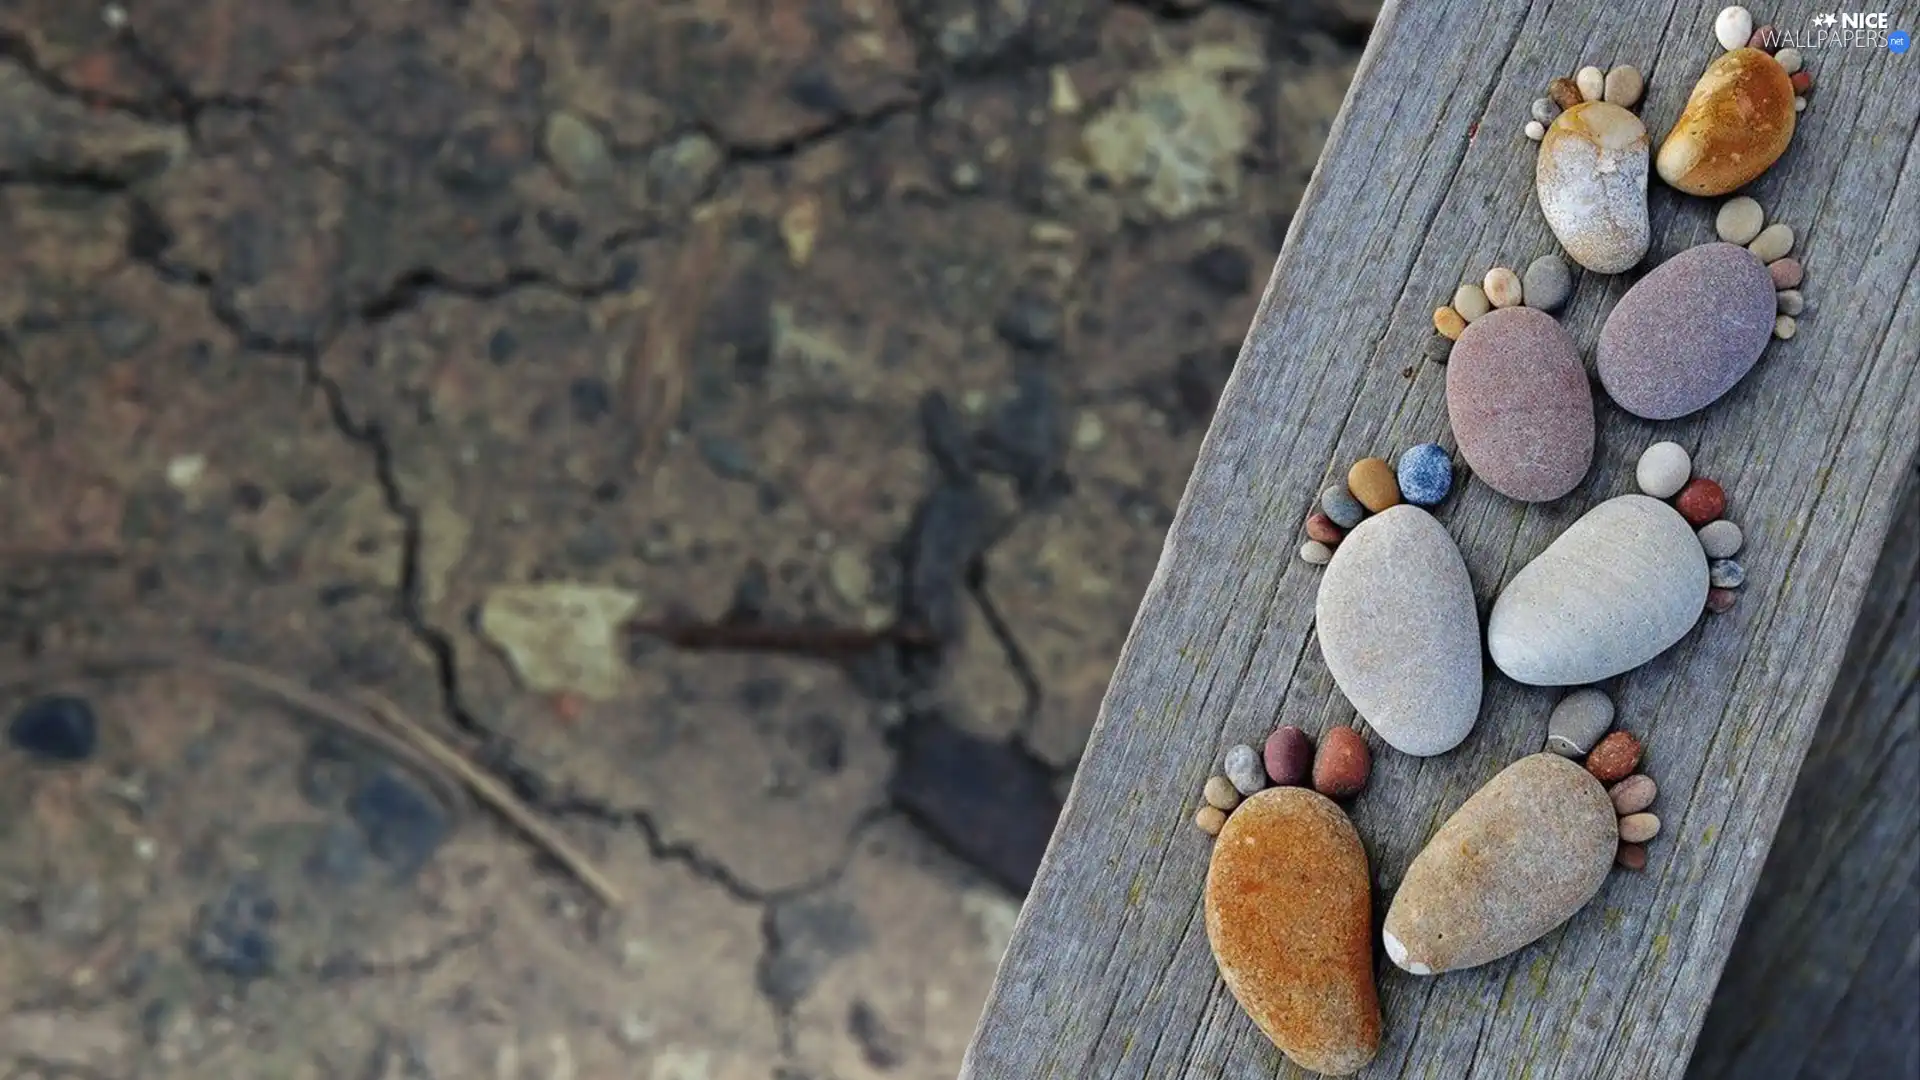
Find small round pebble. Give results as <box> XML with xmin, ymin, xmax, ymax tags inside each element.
<box><xmin>1320</xmin><ymin>484</ymin><xmax>1368</xmax><ymax>529</ymax></box>
<box><xmin>1697</xmin><ymin>519</ymin><xmax>1744</xmax><ymax>558</ymax></box>
<box><xmin>1618</xmin><ymin>812</ymin><xmax>1661</xmax><ymax>844</ymax></box>
<box><xmin>1715</xmin><ymin>196</ymin><xmax>1766</xmax><ymax>245</ymax></box>
<box><xmin>1675</xmin><ymin>477</ymin><xmax>1727</xmax><ymax>527</ymax></box>
<box><xmin>1423</xmin><ymin>334</ymin><xmax>1454</xmax><ymax>365</ymax></box>
<box><xmin>1548</xmin><ymin>76</ymin><xmax>1584</xmax><ymax>110</ymax></box>
<box><xmin>1774</xmin><ymin>315</ymin><xmax>1798</xmax><ymax>340</ymax></box>
<box><xmin>1530</xmin><ymin>97</ymin><xmax>1560</xmax><ymax>125</ymax></box>
<box><xmin>1452</xmin><ymin>283</ymin><xmax>1492</xmax><ymax>323</ymax></box>
<box><xmin>1575</xmin><ymin>65</ymin><xmax>1605</xmax><ymax>103</ymax></box>
<box><xmin>1523</xmin><ymin>120</ymin><xmax>1546</xmax><ymax>142</ymax></box>
<box><xmin>1635</xmin><ymin>441</ymin><xmax>1693</xmax><ymax>499</ymax></box>
<box><xmin>1706</xmin><ymin>587</ymin><xmax>1740</xmax><ymax>613</ymax></box>
<box><xmin>1768</xmin><ymin>257</ymin><xmax>1803</xmax><ymax>289</ymax></box>
<box><xmin>1311</xmin><ymin>727</ymin><xmax>1371</xmax><ymax>800</ymax></box>
<box><xmin>1616</xmin><ymin>842</ymin><xmax>1648</xmax><ymax>870</ymax></box>
<box><xmin>1196</xmin><ymin>805</ymin><xmax>1227</xmax><ymax>836</ymax></box>
<box><xmin>1715</xmin><ymin>6</ymin><xmax>1754</xmax><ymax>51</ymax></box>
<box><xmin>1776</xmin><ymin>47</ymin><xmax>1802</xmax><ymax>73</ymax></box>
<box><xmin>1749</xmin><ymin>223</ymin><xmax>1794</xmax><ymax>262</ymax></box>
<box><xmin>1794</xmin><ymin>96</ymin><xmax>1807</xmax><ymax>113</ymax></box>
<box><xmin>1347</xmin><ymin>458</ymin><xmax>1402</xmax><ymax>513</ymax></box>
<box><xmin>1777</xmin><ymin>289</ymin><xmax>1805</xmax><ymax>316</ymax></box>
<box><xmin>1305</xmin><ymin>512</ymin><xmax>1345</xmax><ymax>546</ymax></box>
<box><xmin>1483</xmin><ymin>267</ymin><xmax>1524</xmax><ymax>309</ymax></box>
<box><xmin>1710</xmin><ymin>558</ymin><xmax>1746</xmax><ymax>588</ymax></box>
<box><xmin>1224</xmin><ymin>744</ymin><xmax>1267</xmax><ymax>797</ymax></box>
<box><xmin>1300</xmin><ymin>540</ymin><xmax>1335</xmax><ymax>566</ymax></box>
<box><xmin>1790</xmin><ymin>70</ymin><xmax>1813</xmax><ymax>95</ymax></box>
<box><xmin>1203</xmin><ymin>775</ymin><xmax>1243</xmax><ymax>812</ymax></box>
<box><xmin>1395</xmin><ymin>443</ymin><xmax>1454</xmax><ymax>507</ymax></box>
<box><xmin>1609</xmin><ymin>774</ymin><xmax>1658</xmax><ymax>816</ymax></box>
<box><xmin>1547</xmin><ymin>688</ymin><xmax>1615</xmax><ymax>757</ymax></box>
<box><xmin>1603</xmin><ymin>65</ymin><xmax>1644</xmax><ymax>108</ymax></box>
<box><xmin>1522</xmin><ymin>255</ymin><xmax>1572</xmax><ymax>312</ymax></box>
<box><xmin>1434</xmin><ymin>305</ymin><xmax>1467</xmax><ymax>341</ymax></box>
<box><xmin>1263</xmin><ymin>725</ymin><xmax>1313</xmax><ymax>787</ymax></box>
<box><xmin>1585</xmin><ymin>730</ymin><xmax>1642</xmax><ymax>784</ymax></box>
<box><xmin>7</xmin><ymin>694</ymin><xmax>99</xmax><ymax>762</ymax></box>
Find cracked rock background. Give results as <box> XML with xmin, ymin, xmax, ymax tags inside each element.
<box><xmin>0</xmin><ymin>1</ymin><xmax>1363</xmax><ymax>1076</ymax></box>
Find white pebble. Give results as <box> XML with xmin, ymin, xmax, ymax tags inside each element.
<box><xmin>1777</xmin><ymin>289</ymin><xmax>1804</xmax><ymax>316</ymax></box>
<box><xmin>1484</xmin><ymin>267</ymin><xmax>1524</xmax><ymax>308</ymax></box>
<box><xmin>1749</xmin><ymin>223</ymin><xmax>1795</xmax><ymax>262</ymax></box>
<box><xmin>1715</xmin><ymin>196</ymin><xmax>1765</xmax><ymax>245</ymax></box>
<box><xmin>1576</xmin><ymin>66</ymin><xmax>1606</xmax><ymax>103</ymax></box>
<box><xmin>1715</xmin><ymin>6</ymin><xmax>1754</xmax><ymax>51</ymax></box>
<box><xmin>1603</xmin><ymin>65</ymin><xmax>1644</xmax><ymax>108</ymax></box>
<box><xmin>166</xmin><ymin>454</ymin><xmax>207</xmax><ymax>490</ymax></box>
<box><xmin>1524</xmin><ymin>120</ymin><xmax>1547</xmax><ymax>141</ymax></box>
<box><xmin>1774</xmin><ymin>315</ymin><xmax>1797</xmax><ymax>340</ymax></box>
<box><xmin>1636</xmin><ymin>441</ymin><xmax>1692</xmax><ymax>499</ymax></box>
<box><xmin>1300</xmin><ymin>540</ymin><xmax>1334</xmax><ymax>566</ymax></box>
<box><xmin>1452</xmin><ymin>283</ymin><xmax>1492</xmax><ymax>322</ymax></box>
<box><xmin>1776</xmin><ymin>47</ymin><xmax>1803</xmax><ymax>73</ymax></box>
<box><xmin>1224</xmin><ymin>744</ymin><xmax>1267</xmax><ymax>797</ymax></box>
<box><xmin>1698</xmin><ymin>520</ymin><xmax>1744</xmax><ymax>558</ymax></box>
<box><xmin>1794</xmin><ymin>96</ymin><xmax>1807</xmax><ymax>113</ymax></box>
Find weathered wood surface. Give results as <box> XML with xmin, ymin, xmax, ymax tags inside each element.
<box><xmin>1689</xmin><ymin>473</ymin><xmax>1918</xmax><ymax>1080</ymax></box>
<box><xmin>961</xmin><ymin>0</ymin><xmax>1920</xmax><ymax>1076</ymax></box>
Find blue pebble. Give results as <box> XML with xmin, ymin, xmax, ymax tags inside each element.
<box><xmin>1395</xmin><ymin>444</ymin><xmax>1454</xmax><ymax>507</ymax></box>
<box><xmin>1709</xmin><ymin>558</ymin><xmax>1746</xmax><ymax>589</ymax></box>
<box><xmin>7</xmin><ymin>694</ymin><xmax>98</xmax><ymax>763</ymax></box>
<box><xmin>1320</xmin><ymin>484</ymin><xmax>1368</xmax><ymax>529</ymax></box>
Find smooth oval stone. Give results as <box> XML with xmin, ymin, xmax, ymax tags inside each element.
<box><xmin>1656</xmin><ymin>48</ymin><xmax>1796</xmax><ymax>196</ymax></box>
<box><xmin>1316</xmin><ymin>506</ymin><xmax>1482</xmax><ymax>756</ymax></box>
<box><xmin>1489</xmin><ymin>495</ymin><xmax>1708</xmax><ymax>685</ymax></box>
<box><xmin>1206</xmin><ymin>787</ymin><xmax>1381</xmax><ymax>1075</ymax></box>
<box><xmin>1383</xmin><ymin>754</ymin><xmax>1616</xmax><ymax>975</ymax></box>
<box><xmin>1536</xmin><ymin>101</ymin><xmax>1651</xmax><ymax>273</ymax></box>
<box><xmin>1597</xmin><ymin>242</ymin><xmax>1775</xmax><ymax>420</ymax></box>
<box><xmin>1447</xmin><ymin>306</ymin><xmax>1595</xmax><ymax>502</ymax></box>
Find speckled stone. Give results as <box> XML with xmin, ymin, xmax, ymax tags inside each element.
<box><xmin>1484</xmin><ymin>267</ymin><xmax>1524</xmax><ymax>309</ymax></box>
<box><xmin>1597</xmin><ymin>242</ymin><xmax>1776</xmax><ymax>420</ymax></box>
<box><xmin>1710</xmin><ymin>558</ymin><xmax>1746</xmax><ymax>588</ymax></box>
<box><xmin>1204</xmin><ymin>775</ymin><xmax>1243</xmax><ymax>812</ymax></box>
<box><xmin>1768</xmin><ymin>257</ymin><xmax>1803</xmax><ymax>289</ymax></box>
<box><xmin>1312</xmin><ymin>727</ymin><xmax>1371</xmax><ymax>799</ymax></box>
<box><xmin>1609</xmin><ymin>774</ymin><xmax>1658</xmax><ymax>815</ymax></box>
<box><xmin>1321</xmin><ymin>484</ymin><xmax>1368</xmax><ymax>529</ymax></box>
<box><xmin>1301</xmin><ymin>541</ymin><xmax>1335</xmax><ymax>566</ymax></box>
<box><xmin>1522</xmin><ymin>255</ymin><xmax>1573</xmax><ymax>312</ymax></box>
<box><xmin>1715</xmin><ymin>196</ymin><xmax>1765</xmax><ymax>245</ymax></box>
<box><xmin>1575</xmin><ymin>65</ymin><xmax>1605</xmax><ymax>103</ymax></box>
<box><xmin>1537</xmin><ymin>102</ymin><xmax>1652</xmax><ymax>273</ymax></box>
<box><xmin>1585</xmin><ymin>730</ymin><xmax>1643</xmax><ymax>783</ymax></box>
<box><xmin>1547</xmin><ymin>688</ymin><xmax>1615</xmax><ymax>757</ymax></box>
<box><xmin>1264</xmin><ymin>726</ymin><xmax>1314</xmax><ymax>787</ymax></box>
<box><xmin>1658</xmin><ymin>48</ymin><xmax>1795</xmax><ymax>196</ymax></box>
<box><xmin>1316</xmin><ymin>506</ymin><xmax>1483</xmax><ymax>756</ymax></box>
<box><xmin>1395</xmin><ymin>444</ymin><xmax>1454</xmax><ymax>507</ymax></box>
<box><xmin>1347</xmin><ymin>458</ymin><xmax>1402</xmax><ymax>513</ymax></box>
<box><xmin>1489</xmin><ymin>495</ymin><xmax>1708</xmax><ymax>685</ymax></box>
<box><xmin>1225</xmin><ymin>744</ymin><xmax>1267</xmax><ymax>797</ymax></box>
<box><xmin>1447</xmin><ymin>306</ymin><xmax>1595</xmax><ymax>502</ymax></box>
<box><xmin>1604</xmin><ymin>65</ymin><xmax>1644</xmax><ymax>108</ymax></box>
<box><xmin>1698</xmin><ymin>519</ymin><xmax>1744</xmax><ymax>558</ymax></box>
<box><xmin>1206</xmin><ymin>788</ymin><xmax>1381</xmax><ymax>1074</ymax></box>
<box><xmin>1676</xmin><ymin>477</ymin><xmax>1727</xmax><ymax>527</ymax></box>
<box><xmin>1636</xmin><ymin>441</ymin><xmax>1693</xmax><ymax>498</ymax></box>
<box><xmin>1452</xmin><ymin>283</ymin><xmax>1492</xmax><ymax>322</ymax></box>
<box><xmin>1531</xmin><ymin>97</ymin><xmax>1561</xmax><ymax>125</ymax></box>
<box><xmin>1384</xmin><ymin>754</ymin><xmax>1617</xmax><ymax>975</ymax></box>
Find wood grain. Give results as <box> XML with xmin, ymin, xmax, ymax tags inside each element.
<box><xmin>1688</xmin><ymin>473</ymin><xmax>1917</xmax><ymax>1080</ymax></box>
<box><xmin>961</xmin><ymin>0</ymin><xmax>1920</xmax><ymax>1076</ymax></box>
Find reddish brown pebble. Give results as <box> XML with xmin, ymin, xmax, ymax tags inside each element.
<box><xmin>1313</xmin><ymin>727</ymin><xmax>1372</xmax><ymax>799</ymax></box>
<box><xmin>1549</xmin><ymin>76</ymin><xmax>1583</xmax><ymax>111</ymax></box>
<box><xmin>1674</xmin><ymin>477</ymin><xmax>1727</xmax><ymax>527</ymax></box>
<box><xmin>1768</xmin><ymin>257</ymin><xmax>1803</xmax><ymax>289</ymax></box>
<box><xmin>1616</xmin><ymin>842</ymin><xmax>1648</xmax><ymax>870</ymax></box>
<box><xmin>1790</xmin><ymin>70</ymin><xmax>1812</xmax><ymax>95</ymax></box>
<box><xmin>1264</xmin><ymin>725</ymin><xmax>1314</xmax><ymax>787</ymax></box>
<box><xmin>1707</xmin><ymin>587</ymin><xmax>1740</xmax><ymax>613</ymax></box>
<box><xmin>1305</xmin><ymin>512</ymin><xmax>1346</xmax><ymax>547</ymax></box>
<box><xmin>1746</xmin><ymin>24</ymin><xmax>1778</xmax><ymax>51</ymax></box>
<box><xmin>1585</xmin><ymin>731</ymin><xmax>1642</xmax><ymax>783</ymax></box>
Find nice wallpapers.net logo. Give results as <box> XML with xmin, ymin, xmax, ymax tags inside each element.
<box><xmin>1762</xmin><ymin>11</ymin><xmax>1909</xmax><ymax>50</ymax></box>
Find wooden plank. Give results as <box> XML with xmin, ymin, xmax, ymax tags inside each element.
<box><xmin>961</xmin><ymin>0</ymin><xmax>1920</xmax><ymax>1075</ymax></box>
<box><xmin>1688</xmin><ymin>472</ymin><xmax>1918</xmax><ymax>1080</ymax></box>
